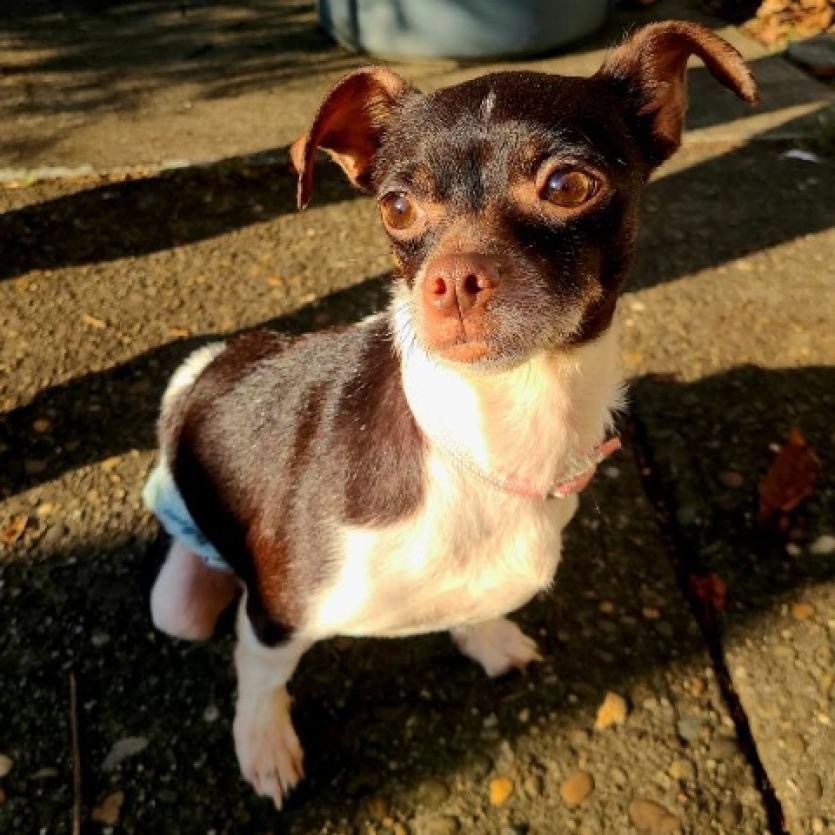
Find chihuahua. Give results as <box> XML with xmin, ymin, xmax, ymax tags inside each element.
<box><xmin>144</xmin><ymin>22</ymin><xmax>756</xmax><ymax>807</ymax></box>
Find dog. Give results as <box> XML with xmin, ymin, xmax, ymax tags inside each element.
<box><xmin>143</xmin><ymin>21</ymin><xmax>756</xmax><ymax>808</ymax></box>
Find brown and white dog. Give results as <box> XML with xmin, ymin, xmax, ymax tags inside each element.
<box><xmin>145</xmin><ymin>22</ymin><xmax>756</xmax><ymax>807</ymax></box>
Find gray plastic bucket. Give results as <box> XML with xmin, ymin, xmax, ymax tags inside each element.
<box><xmin>318</xmin><ymin>0</ymin><xmax>610</xmax><ymax>60</ymax></box>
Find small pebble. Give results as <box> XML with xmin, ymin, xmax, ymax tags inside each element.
<box><xmin>594</xmin><ymin>692</ymin><xmax>628</xmax><ymax>730</ymax></box>
<box><xmin>718</xmin><ymin>470</ymin><xmax>744</xmax><ymax>488</ymax></box>
<box><xmin>367</xmin><ymin>796</ymin><xmax>389</xmax><ymax>819</ymax></box>
<box><xmin>708</xmin><ymin>736</ymin><xmax>738</xmax><ymax>760</ymax></box>
<box><xmin>689</xmin><ymin>677</ymin><xmax>706</xmax><ymax>698</ymax></box>
<box><xmin>32</xmin><ymin>418</ymin><xmax>52</xmax><ymax>433</ymax></box>
<box><xmin>560</xmin><ymin>770</ymin><xmax>594</xmax><ymax>807</ymax></box>
<box><xmin>91</xmin><ymin>631</ymin><xmax>110</xmax><ymax>648</ymax></box>
<box><xmin>24</xmin><ymin>459</ymin><xmax>47</xmax><ymax>476</ymax></box>
<box><xmin>628</xmin><ymin>798</ymin><xmax>682</xmax><ymax>834</ymax></box>
<box><xmin>489</xmin><ymin>776</ymin><xmax>514</xmax><ymax>806</ymax></box>
<box><xmin>786</xmin><ymin>543</ymin><xmax>802</xmax><ymax>557</ymax></box>
<box><xmin>810</xmin><ymin>535</ymin><xmax>835</xmax><ymax>555</ymax></box>
<box><xmin>791</xmin><ymin>602</ymin><xmax>816</xmax><ymax>621</ymax></box>
<box><xmin>202</xmin><ymin>705</ymin><xmax>220</xmax><ymax>723</ymax></box>
<box><xmin>668</xmin><ymin>759</ymin><xmax>694</xmax><ymax>781</ymax></box>
<box><xmin>642</xmin><ymin>606</ymin><xmax>661</xmax><ymax>621</ymax></box>
<box><xmin>416</xmin><ymin>778</ymin><xmax>449</xmax><ymax>805</ymax></box>
<box><xmin>103</xmin><ymin>737</ymin><xmax>148</xmax><ymax>771</ymax></box>
<box><xmin>0</xmin><ymin>755</ymin><xmax>12</xmax><ymax>778</ymax></box>
<box><xmin>523</xmin><ymin>774</ymin><xmax>543</xmax><ymax>797</ymax></box>
<box><xmin>610</xmin><ymin>766</ymin><xmax>628</xmax><ymax>787</ymax></box>
<box><xmin>676</xmin><ymin>716</ymin><xmax>702</xmax><ymax>744</ymax></box>
<box><xmin>718</xmin><ymin>801</ymin><xmax>741</xmax><ymax>828</ymax></box>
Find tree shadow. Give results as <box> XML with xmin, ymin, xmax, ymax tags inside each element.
<box><xmin>1</xmin><ymin>362</ymin><xmax>831</xmax><ymax>833</ymax></box>
<box><xmin>1</xmin><ymin>0</ymin><xmax>362</xmax><ymax>118</ymax></box>
<box><xmin>631</xmin><ymin>107</ymin><xmax>835</xmax><ymax>293</ymax></box>
<box><xmin>0</xmin><ymin>149</ymin><xmax>359</xmax><ymax>281</ymax></box>
<box><xmin>0</xmin><ymin>271</ymin><xmax>391</xmax><ymax>499</ymax></box>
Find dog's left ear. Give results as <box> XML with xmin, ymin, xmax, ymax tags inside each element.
<box><xmin>290</xmin><ymin>67</ymin><xmax>412</xmax><ymax>210</ymax></box>
<box><xmin>597</xmin><ymin>22</ymin><xmax>758</xmax><ymax>166</ymax></box>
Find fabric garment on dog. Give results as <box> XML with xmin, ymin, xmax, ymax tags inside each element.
<box><xmin>142</xmin><ymin>464</ymin><xmax>232</xmax><ymax>573</ymax></box>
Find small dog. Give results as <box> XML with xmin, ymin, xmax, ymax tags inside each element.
<box><xmin>144</xmin><ymin>22</ymin><xmax>756</xmax><ymax>807</ymax></box>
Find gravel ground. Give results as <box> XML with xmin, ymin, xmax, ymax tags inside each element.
<box><xmin>624</xmin><ymin>140</ymin><xmax>835</xmax><ymax>835</ymax></box>
<box><xmin>1</xmin><ymin>2</ymin><xmax>834</xmax><ymax>833</ymax></box>
<box><xmin>0</xmin><ymin>146</ymin><xmax>775</xmax><ymax>834</ymax></box>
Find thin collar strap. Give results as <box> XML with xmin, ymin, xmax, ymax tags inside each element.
<box><xmin>431</xmin><ymin>435</ymin><xmax>622</xmax><ymax>500</ymax></box>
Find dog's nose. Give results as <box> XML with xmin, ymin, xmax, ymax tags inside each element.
<box><xmin>423</xmin><ymin>253</ymin><xmax>498</xmax><ymax>316</ymax></box>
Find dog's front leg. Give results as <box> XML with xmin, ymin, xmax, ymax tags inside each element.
<box><xmin>451</xmin><ymin>616</ymin><xmax>542</xmax><ymax>678</ymax></box>
<box><xmin>233</xmin><ymin>600</ymin><xmax>310</xmax><ymax>808</ymax></box>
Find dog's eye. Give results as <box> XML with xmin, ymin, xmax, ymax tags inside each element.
<box><xmin>380</xmin><ymin>192</ymin><xmax>418</xmax><ymax>231</ymax></box>
<box><xmin>541</xmin><ymin>169</ymin><xmax>597</xmax><ymax>207</ymax></box>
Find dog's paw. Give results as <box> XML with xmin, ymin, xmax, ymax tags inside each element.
<box><xmin>452</xmin><ymin>617</ymin><xmax>543</xmax><ymax>678</ymax></box>
<box><xmin>233</xmin><ymin>687</ymin><xmax>304</xmax><ymax>808</ymax></box>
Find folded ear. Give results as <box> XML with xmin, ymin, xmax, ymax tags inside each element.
<box><xmin>597</xmin><ymin>21</ymin><xmax>758</xmax><ymax>166</ymax></box>
<box><xmin>290</xmin><ymin>67</ymin><xmax>412</xmax><ymax>210</ymax></box>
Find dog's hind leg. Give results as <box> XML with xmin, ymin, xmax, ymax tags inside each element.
<box><xmin>451</xmin><ymin>616</ymin><xmax>542</xmax><ymax>678</ymax></box>
<box><xmin>150</xmin><ymin>539</ymin><xmax>239</xmax><ymax>641</ymax></box>
<box><xmin>233</xmin><ymin>601</ymin><xmax>310</xmax><ymax>808</ymax></box>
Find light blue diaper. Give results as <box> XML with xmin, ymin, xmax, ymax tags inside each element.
<box><xmin>142</xmin><ymin>464</ymin><xmax>232</xmax><ymax>573</ymax></box>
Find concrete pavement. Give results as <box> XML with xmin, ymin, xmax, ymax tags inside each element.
<box><xmin>1</xmin><ymin>1</ymin><xmax>833</xmax><ymax>833</ymax></box>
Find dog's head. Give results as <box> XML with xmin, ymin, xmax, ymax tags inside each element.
<box><xmin>292</xmin><ymin>22</ymin><xmax>756</xmax><ymax>368</ymax></box>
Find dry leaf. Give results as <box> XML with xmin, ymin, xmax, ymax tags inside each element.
<box><xmin>82</xmin><ymin>313</ymin><xmax>107</xmax><ymax>329</ymax></box>
<box><xmin>689</xmin><ymin>573</ymin><xmax>727</xmax><ymax>614</ymax></box>
<box><xmin>758</xmin><ymin>429</ymin><xmax>820</xmax><ymax>525</ymax></box>
<box><xmin>91</xmin><ymin>791</ymin><xmax>124</xmax><ymax>825</ymax></box>
<box><xmin>594</xmin><ymin>691</ymin><xmax>628</xmax><ymax>730</ymax></box>
<box><xmin>1</xmin><ymin>515</ymin><xmax>28</xmax><ymax>546</ymax></box>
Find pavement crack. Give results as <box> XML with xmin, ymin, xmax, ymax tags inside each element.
<box><xmin>626</xmin><ymin>414</ymin><xmax>790</xmax><ymax>835</ymax></box>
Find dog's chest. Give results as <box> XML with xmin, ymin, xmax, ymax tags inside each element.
<box><xmin>304</xmin><ymin>328</ymin><xmax>621</xmax><ymax>641</ymax></box>
<box><xmin>307</xmin><ymin>463</ymin><xmax>578</xmax><ymax>639</ymax></box>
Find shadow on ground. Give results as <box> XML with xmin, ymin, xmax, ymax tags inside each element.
<box><xmin>1</xmin><ymin>362</ymin><xmax>832</xmax><ymax>833</ymax></box>
<box><xmin>1</xmin><ymin>0</ymin><xmax>360</xmax><ymax>115</ymax></box>
<box><xmin>0</xmin><ymin>150</ymin><xmax>359</xmax><ymax>280</ymax></box>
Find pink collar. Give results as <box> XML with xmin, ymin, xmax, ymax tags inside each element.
<box><xmin>433</xmin><ymin>435</ymin><xmax>622</xmax><ymax>500</ymax></box>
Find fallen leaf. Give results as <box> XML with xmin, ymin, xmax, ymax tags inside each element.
<box><xmin>594</xmin><ymin>691</ymin><xmax>628</xmax><ymax>730</ymax></box>
<box><xmin>791</xmin><ymin>601</ymin><xmax>815</xmax><ymax>621</ymax></box>
<box><xmin>82</xmin><ymin>313</ymin><xmax>107</xmax><ymax>329</ymax></box>
<box><xmin>758</xmin><ymin>429</ymin><xmax>820</xmax><ymax>526</ymax></box>
<box><xmin>0</xmin><ymin>515</ymin><xmax>28</xmax><ymax>546</ymax></box>
<box><xmin>488</xmin><ymin>776</ymin><xmax>514</xmax><ymax>806</ymax></box>
<box><xmin>689</xmin><ymin>573</ymin><xmax>727</xmax><ymax>614</ymax></box>
<box><xmin>91</xmin><ymin>791</ymin><xmax>124</xmax><ymax>825</ymax></box>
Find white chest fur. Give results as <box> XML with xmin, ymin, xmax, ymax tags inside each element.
<box><xmin>304</xmin><ymin>326</ymin><xmax>623</xmax><ymax>641</ymax></box>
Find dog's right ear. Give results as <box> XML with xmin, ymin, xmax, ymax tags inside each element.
<box><xmin>290</xmin><ymin>67</ymin><xmax>411</xmax><ymax>210</ymax></box>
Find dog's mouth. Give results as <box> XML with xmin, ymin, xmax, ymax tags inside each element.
<box><xmin>430</xmin><ymin>338</ymin><xmax>493</xmax><ymax>364</ymax></box>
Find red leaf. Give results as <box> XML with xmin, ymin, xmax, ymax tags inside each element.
<box><xmin>757</xmin><ymin>429</ymin><xmax>820</xmax><ymax>525</ymax></box>
<box><xmin>689</xmin><ymin>573</ymin><xmax>727</xmax><ymax>614</ymax></box>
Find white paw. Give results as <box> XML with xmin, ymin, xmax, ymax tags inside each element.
<box><xmin>233</xmin><ymin>687</ymin><xmax>304</xmax><ymax>808</ymax></box>
<box><xmin>452</xmin><ymin>617</ymin><xmax>543</xmax><ymax>678</ymax></box>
